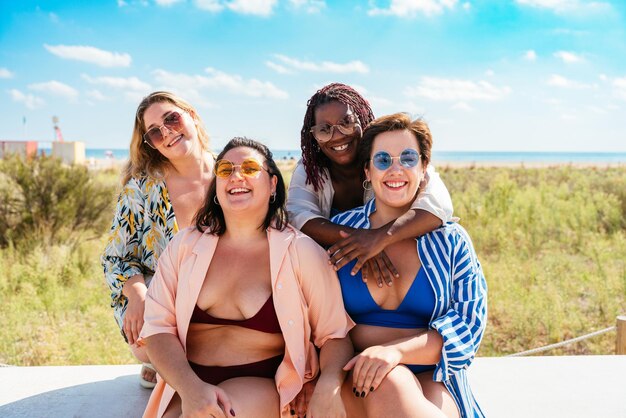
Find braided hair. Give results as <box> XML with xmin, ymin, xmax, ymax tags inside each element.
<box><xmin>300</xmin><ymin>83</ymin><xmax>375</xmax><ymax>192</ymax></box>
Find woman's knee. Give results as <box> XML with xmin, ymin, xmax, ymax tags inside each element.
<box><xmin>130</xmin><ymin>343</ymin><xmax>150</xmax><ymax>363</ymax></box>
<box><xmin>371</xmin><ymin>365</ymin><xmax>424</xmax><ymax>400</ymax></box>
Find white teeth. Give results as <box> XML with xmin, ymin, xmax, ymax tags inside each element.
<box><xmin>385</xmin><ymin>181</ymin><xmax>407</xmax><ymax>188</ymax></box>
<box><xmin>167</xmin><ymin>135</ymin><xmax>182</xmax><ymax>147</ymax></box>
<box><xmin>229</xmin><ymin>188</ymin><xmax>250</xmax><ymax>194</ymax></box>
<box><xmin>332</xmin><ymin>143</ymin><xmax>349</xmax><ymax>151</ymax></box>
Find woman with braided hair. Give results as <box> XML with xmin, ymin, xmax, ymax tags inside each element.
<box><xmin>286</xmin><ymin>83</ymin><xmax>454</xmax><ymax>288</ymax></box>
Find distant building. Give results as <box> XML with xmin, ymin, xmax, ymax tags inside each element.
<box><xmin>0</xmin><ymin>140</ymin><xmax>38</xmax><ymax>159</ymax></box>
<box><xmin>52</xmin><ymin>141</ymin><xmax>86</xmax><ymax>165</ymax></box>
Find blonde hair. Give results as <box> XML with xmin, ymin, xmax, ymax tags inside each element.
<box><xmin>121</xmin><ymin>91</ymin><xmax>211</xmax><ymax>185</ymax></box>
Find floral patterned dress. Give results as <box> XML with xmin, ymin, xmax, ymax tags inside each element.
<box><xmin>101</xmin><ymin>176</ymin><xmax>178</xmax><ymax>338</ymax></box>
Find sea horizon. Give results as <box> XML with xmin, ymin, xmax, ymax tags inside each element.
<box><xmin>38</xmin><ymin>148</ymin><xmax>626</xmax><ymax>164</ymax></box>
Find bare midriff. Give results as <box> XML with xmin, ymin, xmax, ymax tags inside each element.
<box><xmin>350</xmin><ymin>324</ymin><xmax>427</xmax><ymax>353</ymax></box>
<box><xmin>186</xmin><ymin>324</ymin><xmax>285</xmax><ymax>366</ymax></box>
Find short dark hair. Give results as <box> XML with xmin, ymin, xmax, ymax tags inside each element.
<box><xmin>195</xmin><ymin>137</ymin><xmax>288</xmax><ymax>235</ymax></box>
<box><xmin>359</xmin><ymin>112</ymin><xmax>432</xmax><ymax>170</ymax></box>
<box><xmin>300</xmin><ymin>83</ymin><xmax>375</xmax><ymax>191</ymax></box>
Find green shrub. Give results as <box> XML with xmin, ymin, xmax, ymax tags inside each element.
<box><xmin>0</xmin><ymin>155</ymin><xmax>116</xmax><ymax>247</ymax></box>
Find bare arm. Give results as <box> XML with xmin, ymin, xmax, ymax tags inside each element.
<box><xmin>328</xmin><ymin>209</ymin><xmax>441</xmax><ymax>274</ymax></box>
<box><xmin>344</xmin><ymin>330</ymin><xmax>443</xmax><ymax>397</ymax></box>
<box><xmin>300</xmin><ymin>217</ymin><xmax>355</xmax><ymax>247</ymax></box>
<box><xmin>145</xmin><ymin>333</ymin><xmax>234</xmax><ymax>418</ymax></box>
<box><xmin>306</xmin><ymin>337</ymin><xmax>354</xmax><ymax>417</ymax></box>
<box><xmin>121</xmin><ymin>274</ymin><xmax>147</xmax><ymax>345</ymax></box>
<box><xmin>144</xmin><ymin>333</ymin><xmax>203</xmax><ymax>394</ymax></box>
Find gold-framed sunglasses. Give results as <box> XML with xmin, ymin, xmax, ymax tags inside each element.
<box><xmin>143</xmin><ymin>111</ymin><xmax>186</xmax><ymax>149</ymax></box>
<box><xmin>214</xmin><ymin>158</ymin><xmax>268</xmax><ymax>178</ymax></box>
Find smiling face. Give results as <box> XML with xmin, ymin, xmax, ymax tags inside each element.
<box><xmin>366</xmin><ymin>129</ymin><xmax>425</xmax><ymax>210</ymax></box>
<box><xmin>215</xmin><ymin>146</ymin><xmax>277</xmax><ymax>217</ymax></box>
<box><xmin>142</xmin><ymin>101</ymin><xmax>199</xmax><ymax>160</ymax></box>
<box><xmin>313</xmin><ymin>100</ymin><xmax>362</xmax><ymax>167</ymax></box>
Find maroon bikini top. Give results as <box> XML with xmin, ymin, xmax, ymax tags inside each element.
<box><xmin>191</xmin><ymin>296</ymin><xmax>282</xmax><ymax>334</ymax></box>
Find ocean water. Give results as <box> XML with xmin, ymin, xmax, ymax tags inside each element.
<box><xmin>74</xmin><ymin>149</ymin><xmax>626</xmax><ymax>164</ymax></box>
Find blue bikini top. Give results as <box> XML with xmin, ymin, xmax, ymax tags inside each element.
<box><xmin>338</xmin><ymin>260</ymin><xmax>435</xmax><ymax>329</ymax></box>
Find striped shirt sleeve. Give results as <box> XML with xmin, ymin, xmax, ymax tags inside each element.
<box><xmin>430</xmin><ymin>226</ymin><xmax>488</xmax><ymax>381</ymax></box>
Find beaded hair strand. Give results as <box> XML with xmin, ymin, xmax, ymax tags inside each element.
<box><xmin>300</xmin><ymin>83</ymin><xmax>375</xmax><ymax>192</ymax></box>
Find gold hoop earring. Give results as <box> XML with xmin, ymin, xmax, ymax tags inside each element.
<box><xmin>269</xmin><ymin>193</ymin><xmax>276</xmax><ymax>203</ymax></box>
<box><xmin>213</xmin><ymin>196</ymin><xmax>220</xmax><ymax>206</ymax></box>
<box><xmin>362</xmin><ymin>179</ymin><xmax>372</xmax><ymax>191</ymax></box>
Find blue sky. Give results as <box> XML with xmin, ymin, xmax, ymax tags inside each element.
<box><xmin>1</xmin><ymin>0</ymin><xmax>625</xmax><ymax>152</ymax></box>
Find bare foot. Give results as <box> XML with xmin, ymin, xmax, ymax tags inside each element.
<box><xmin>140</xmin><ymin>364</ymin><xmax>157</xmax><ymax>388</ymax></box>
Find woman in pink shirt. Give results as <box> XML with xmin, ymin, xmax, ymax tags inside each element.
<box><xmin>138</xmin><ymin>137</ymin><xmax>354</xmax><ymax>418</ymax></box>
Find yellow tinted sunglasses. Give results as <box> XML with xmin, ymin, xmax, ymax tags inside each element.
<box><xmin>214</xmin><ymin>158</ymin><xmax>268</xmax><ymax>178</ymax></box>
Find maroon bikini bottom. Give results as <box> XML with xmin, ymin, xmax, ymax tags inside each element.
<box><xmin>188</xmin><ymin>355</ymin><xmax>283</xmax><ymax>385</ymax></box>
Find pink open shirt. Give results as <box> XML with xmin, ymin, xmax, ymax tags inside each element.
<box><xmin>138</xmin><ymin>225</ymin><xmax>355</xmax><ymax>418</ymax></box>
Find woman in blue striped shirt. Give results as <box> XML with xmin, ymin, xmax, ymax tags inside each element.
<box><xmin>331</xmin><ymin>113</ymin><xmax>487</xmax><ymax>418</ymax></box>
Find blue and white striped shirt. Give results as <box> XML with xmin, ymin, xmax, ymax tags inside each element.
<box><xmin>332</xmin><ymin>198</ymin><xmax>487</xmax><ymax>418</ymax></box>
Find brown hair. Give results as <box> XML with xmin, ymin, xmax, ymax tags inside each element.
<box><xmin>195</xmin><ymin>137</ymin><xmax>288</xmax><ymax>235</ymax></box>
<box><xmin>121</xmin><ymin>91</ymin><xmax>211</xmax><ymax>185</ymax></box>
<box><xmin>359</xmin><ymin>112</ymin><xmax>432</xmax><ymax>169</ymax></box>
<box><xmin>300</xmin><ymin>83</ymin><xmax>375</xmax><ymax>191</ymax></box>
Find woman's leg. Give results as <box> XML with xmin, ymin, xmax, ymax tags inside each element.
<box><xmin>130</xmin><ymin>342</ymin><xmax>156</xmax><ymax>384</ymax></box>
<box><xmin>218</xmin><ymin>377</ymin><xmax>280</xmax><ymax>418</ymax></box>
<box><xmin>162</xmin><ymin>377</ymin><xmax>280</xmax><ymax>418</ymax></box>
<box><xmin>416</xmin><ymin>371</ymin><xmax>460</xmax><ymax>418</ymax></box>
<box><xmin>341</xmin><ymin>365</ymin><xmax>450</xmax><ymax>418</ymax></box>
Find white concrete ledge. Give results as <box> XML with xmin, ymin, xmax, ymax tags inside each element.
<box><xmin>1</xmin><ymin>356</ymin><xmax>625</xmax><ymax>418</ymax></box>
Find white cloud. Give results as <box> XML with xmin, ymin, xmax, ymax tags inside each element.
<box><xmin>117</xmin><ymin>0</ymin><xmax>128</xmax><ymax>6</ymax></box>
<box><xmin>190</xmin><ymin>0</ymin><xmax>277</xmax><ymax>15</ymax></box>
<box><xmin>452</xmin><ymin>101</ymin><xmax>474</xmax><ymax>111</ymax></box>
<box><xmin>265</xmin><ymin>61</ymin><xmax>293</xmax><ymax>74</ymax></box>
<box><xmin>515</xmin><ymin>0</ymin><xmax>612</xmax><ymax>14</ymax></box>
<box><xmin>86</xmin><ymin>89</ymin><xmax>108</xmax><ymax>101</ymax></box>
<box><xmin>462</xmin><ymin>2</ymin><xmax>470</xmax><ymax>10</ymax></box>
<box><xmin>553</xmin><ymin>50</ymin><xmax>583</xmax><ymax>64</ymax></box>
<box><xmin>155</xmin><ymin>0</ymin><xmax>184</xmax><ymax>5</ymax></box>
<box><xmin>81</xmin><ymin>74</ymin><xmax>152</xmax><ymax>92</ymax></box>
<box><xmin>49</xmin><ymin>12</ymin><xmax>60</xmax><ymax>23</ymax></box>
<box><xmin>9</xmin><ymin>89</ymin><xmax>45</xmax><ymax>109</ymax></box>
<box><xmin>0</xmin><ymin>68</ymin><xmax>13</xmax><ymax>78</ymax></box>
<box><xmin>368</xmin><ymin>0</ymin><xmax>458</xmax><ymax>17</ymax></box>
<box><xmin>368</xmin><ymin>96</ymin><xmax>394</xmax><ymax>108</ymax></box>
<box><xmin>289</xmin><ymin>0</ymin><xmax>326</xmax><ymax>13</ymax></box>
<box><xmin>269</xmin><ymin>54</ymin><xmax>369</xmax><ymax>74</ymax></box>
<box><xmin>405</xmin><ymin>77</ymin><xmax>512</xmax><ymax>101</ymax></box>
<box><xmin>226</xmin><ymin>0</ymin><xmax>278</xmax><ymax>16</ymax></box>
<box><xmin>546</xmin><ymin>74</ymin><xmax>591</xmax><ymax>89</ymax></box>
<box><xmin>194</xmin><ymin>0</ymin><xmax>224</xmax><ymax>11</ymax></box>
<box><xmin>44</xmin><ymin>44</ymin><xmax>132</xmax><ymax>68</ymax></box>
<box><xmin>524</xmin><ymin>50</ymin><xmax>537</xmax><ymax>61</ymax></box>
<box><xmin>152</xmin><ymin>68</ymin><xmax>289</xmax><ymax>100</ymax></box>
<box><xmin>485</xmin><ymin>69</ymin><xmax>495</xmax><ymax>77</ymax></box>
<box><xmin>613</xmin><ymin>77</ymin><xmax>626</xmax><ymax>100</ymax></box>
<box><xmin>28</xmin><ymin>80</ymin><xmax>79</xmax><ymax>100</ymax></box>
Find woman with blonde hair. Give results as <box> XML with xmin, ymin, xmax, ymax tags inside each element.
<box><xmin>102</xmin><ymin>91</ymin><xmax>215</xmax><ymax>388</ymax></box>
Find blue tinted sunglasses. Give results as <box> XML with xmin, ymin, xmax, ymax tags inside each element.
<box><xmin>371</xmin><ymin>149</ymin><xmax>420</xmax><ymax>170</ymax></box>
